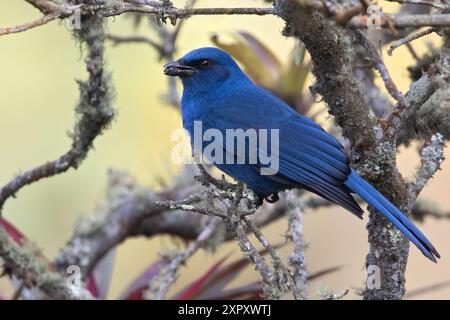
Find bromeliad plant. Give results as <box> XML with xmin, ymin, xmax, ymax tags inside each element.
<box><xmin>0</xmin><ymin>218</ymin><xmax>339</xmax><ymax>300</ymax></box>
<box><xmin>211</xmin><ymin>31</ymin><xmax>313</xmax><ymax>115</ymax></box>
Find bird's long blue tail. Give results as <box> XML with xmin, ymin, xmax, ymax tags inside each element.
<box><xmin>345</xmin><ymin>170</ymin><xmax>440</xmax><ymax>262</ymax></box>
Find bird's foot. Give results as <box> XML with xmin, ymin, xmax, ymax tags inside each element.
<box><xmin>264</xmin><ymin>193</ymin><xmax>280</xmax><ymax>204</ymax></box>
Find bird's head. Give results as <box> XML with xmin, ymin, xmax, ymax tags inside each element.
<box><xmin>163</xmin><ymin>47</ymin><xmax>249</xmax><ymax>93</ymax></box>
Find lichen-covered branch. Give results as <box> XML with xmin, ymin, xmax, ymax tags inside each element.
<box><xmin>0</xmin><ymin>3</ymin><xmax>116</xmax><ymax>299</ymax></box>
<box><xmin>147</xmin><ymin>216</ymin><xmax>221</xmax><ymax>300</ymax></box>
<box><xmin>388</xmin><ymin>28</ymin><xmax>436</xmax><ymax>56</ymax></box>
<box><xmin>417</xmin><ymin>84</ymin><xmax>450</xmax><ymax>140</ymax></box>
<box><xmin>234</xmin><ymin>221</ymin><xmax>276</xmax><ymax>297</ymax></box>
<box><xmin>3</xmin><ymin>0</ymin><xmax>450</xmax><ymax>302</ymax></box>
<box><xmin>0</xmin><ymin>13</ymin><xmax>115</xmax><ymax>213</ymax></box>
<box><xmin>275</xmin><ymin>0</ymin><xmax>449</xmax><ymax>300</ymax></box>
<box><xmin>274</xmin><ymin>0</ymin><xmax>377</xmax><ymax>156</ymax></box>
<box><xmin>0</xmin><ymin>226</ymin><xmax>90</xmax><ymax>300</ymax></box>
<box><xmin>386</xmin><ymin>0</ymin><xmax>448</xmax><ymax>10</ymax></box>
<box><xmin>355</xmin><ymin>30</ymin><xmax>405</xmax><ymax>104</ymax></box>
<box><xmin>242</xmin><ymin>215</ymin><xmax>301</xmax><ymax>299</ymax></box>
<box><xmin>107</xmin><ymin>0</ymin><xmax>198</xmax><ymax>107</ymax></box>
<box><xmin>348</xmin><ymin>13</ymin><xmax>450</xmax><ymax>28</ymax></box>
<box><xmin>275</xmin><ymin>0</ymin><xmax>408</xmax><ymax>300</ymax></box>
<box><xmin>286</xmin><ymin>191</ymin><xmax>309</xmax><ymax>299</ymax></box>
<box><xmin>0</xmin><ymin>12</ymin><xmax>60</xmax><ymax>36</ymax></box>
<box><xmin>106</xmin><ymin>34</ymin><xmax>164</xmax><ymax>52</ymax></box>
<box><xmin>410</xmin><ymin>134</ymin><xmax>446</xmax><ymax>199</ymax></box>
<box><xmin>54</xmin><ymin>169</ymin><xmax>288</xmax><ymax>278</ymax></box>
<box><xmin>154</xmin><ymin>172</ymin><xmax>299</xmax><ymax>299</ymax></box>
<box><xmin>4</xmin><ymin>0</ymin><xmax>450</xmax><ymax>41</ymax></box>
<box><xmin>389</xmin><ymin>73</ymin><xmax>438</xmax><ymax>144</ymax></box>
<box><xmin>54</xmin><ymin>169</ymin><xmax>189</xmax><ymax>276</ymax></box>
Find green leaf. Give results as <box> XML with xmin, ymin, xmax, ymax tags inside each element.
<box><xmin>278</xmin><ymin>43</ymin><xmax>311</xmax><ymax>96</ymax></box>
<box><xmin>210</xmin><ymin>32</ymin><xmax>282</xmax><ymax>88</ymax></box>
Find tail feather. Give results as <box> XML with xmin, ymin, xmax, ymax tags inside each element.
<box><xmin>345</xmin><ymin>170</ymin><xmax>440</xmax><ymax>262</ymax></box>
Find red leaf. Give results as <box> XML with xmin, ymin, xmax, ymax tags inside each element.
<box><xmin>173</xmin><ymin>245</ymin><xmax>282</xmax><ymax>300</ymax></box>
<box><xmin>119</xmin><ymin>260</ymin><xmax>168</xmax><ymax>300</ymax></box>
<box><xmin>202</xmin><ymin>282</ymin><xmax>263</xmax><ymax>300</ymax></box>
<box><xmin>195</xmin><ymin>244</ymin><xmax>283</xmax><ymax>299</ymax></box>
<box><xmin>86</xmin><ymin>274</ymin><xmax>99</xmax><ymax>298</ymax></box>
<box><xmin>195</xmin><ymin>265</ymin><xmax>342</xmax><ymax>300</ymax></box>
<box><xmin>173</xmin><ymin>255</ymin><xmax>230</xmax><ymax>300</ymax></box>
<box><xmin>0</xmin><ymin>218</ymin><xmax>26</xmax><ymax>244</ymax></box>
<box><xmin>308</xmin><ymin>266</ymin><xmax>343</xmax><ymax>280</ymax></box>
<box><xmin>85</xmin><ymin>249</ymin><xmax>116</xmax><ymax>299</ymax></box>
<box><xmin>237</xmin><ymin>31</ymin><xmax>282</xmax><ymax>78</ymax></box>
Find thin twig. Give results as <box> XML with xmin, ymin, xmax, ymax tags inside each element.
<box><xmin>385</xmin><ymin>0</ymin><xmax>449</xmax><ymax>10</ymax></box>
<box><xmin>124</xmin><ymin>0</ymin><xmax>164</xmax><ymax>6</ymax></box>
<box><xmin>153</xmin><ymin>196</ymin><xmax>228</xmax><ymax>219</ymax></box>
<box><xmin>106</xmin><ymin>34</ymin><xmax>164</xmax><ymax>52</ymax></box>
<box><xmin>386</xmin><ymin>72</ymin><xmax>437</xmax><ymax>136</ymax></box>
<box><xmin>243</xmin><ymin>215</ymin><xmax>301</xmax><ymax>299</ymax></box>
<box><xmin>405</xmin><ymin>43</ymin><xmax>420</xmax><ymax>61</ymax></box>
<box><xmin>0</xmin><ymin>13</ymin><xmax>59</xmax><ymax>37</ymax></box>
<box><xmin>286</xmin><ymin>194</ymin><xmax>309</xmax><ymax>299</ymax></box>
<box><xmin>406</xmin><ymin>280</ymin><xmax>450</xmax><ymax>298</ymax></box>
<box><xmin>17</xmin><ymin>0</ymin><xmax>450</xmax><ymax>36</ymax></box>
<box><xmin>235</xmin><ymin>221</ymin><xmax>275</xmax><ymax>291</ymax></box>
<box><xmin>411</xmin><ymin>200</ymin><xmax>450</xmax><ymax>222</ymax></box>
<box><xmin>0</xmin><ymin>14</ymin><xmax>115</xmax><ymax>214</ymax></box>
<box><xmin>355</xmin><ymin>30</ymin><xmax>405</xmax><ymax>103</ymax></box>
<box><xmin>0</xmin><ymin>151</ymin><xmax>78</xmax><ymax>212</ymax></box>
<box><xmin>149</xmin><ymin>217</ymin><xmax>221</xmax><ymax>300</ymax></box>
<box><xmin>11</xmin><ymin>282</ymin><xmax>25</xmax><ymax>300</ymax></box>
<box><xmin>110</xmin><ymin>4</ymin><xmax>277</xmax><ymax>19</ymax></box>
<box><xmin>388</xmin><ymin>28</ymin><xmax>436</xmax><ymax>56</ymax></box>
<box><xmin>410</xmin><ymin>133</ymin><xmax>446</xmax><ymax>199</ymax></box>
<box><xmin>154</xmin><ymin>174</ymin><xmax>295</xmax><ymax>299</ymax></box>
<box><xmin>0</xmin><ymin>226</ymin><xmax>89</xmax><ymax>300</ymax></box>
<box><xmin>171</xmin><ymin>0</ymin><xmax>198</xmax><ymax>41</ymax></box>
<box><xmin>348</xmin><ymin>14</ymin><xmax>450</xmax><ymax>28</ymax></box>
<box><xmin>54</xmin><ymin>169</ymin><xmax>288</xmax><ymax>278</ymax></box>
<box><xmin>322</xmin><ymin>289</ymin><xmax>349</xmax><ymax>300</ymax></box>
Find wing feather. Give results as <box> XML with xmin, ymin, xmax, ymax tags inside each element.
<box><xmin>189</xmin><ymin>86</ymin><xmax>363</xmax><ymax>217</ymax></box>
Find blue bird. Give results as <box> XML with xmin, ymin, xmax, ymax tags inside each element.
<box><xmin>163</xmin><ymin>47</ymin><xmax>440</xmax><ymax>262</ymax></box>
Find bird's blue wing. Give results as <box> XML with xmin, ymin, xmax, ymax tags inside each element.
<box><xmin>276</xmin><ymin>114</ymin><xmax>363</xmax><ymax>218</ymax></box>
<box><xmin>188</xmin><ymin>85</ymin><xmax>363</xmax><ymax>217</ymax></box>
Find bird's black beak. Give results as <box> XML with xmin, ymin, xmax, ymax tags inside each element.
<box><xmin>163</xmin><ymin>61</ymin><xmax>197</xmax><ymax>77</ymax></box>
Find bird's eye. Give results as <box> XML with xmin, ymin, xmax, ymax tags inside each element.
<box><xmin>198</xmin><ymin>59</ymin><xmax>212</xmax><ymax>69</ymax></box>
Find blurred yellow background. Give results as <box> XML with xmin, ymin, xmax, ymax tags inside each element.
<box><xmin>1</xmin><ymin>1</ymin><xmax>449</xmax><ymax>299</ymax></box>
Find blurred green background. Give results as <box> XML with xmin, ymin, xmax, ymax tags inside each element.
<box><xmin>1</xmin><ymin>1</ymin><xmax>450</xmax><ymax>299</ymax></box>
